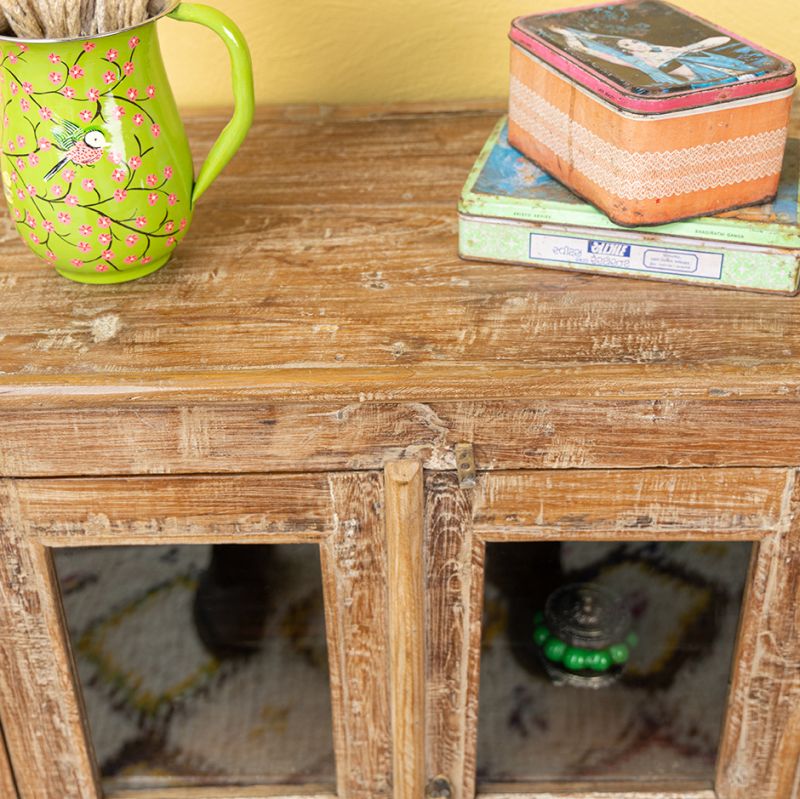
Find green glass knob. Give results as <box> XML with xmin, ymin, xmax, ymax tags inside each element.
<box><xmin>544</xmin><ymin>637</ymin><xmax>567</xmax><ymax>662</ymax></box>
<box><xmin>533</xmin><ymin>625</ymin><xmax>550</xmax><ymax>646</ymax></box>
<box><xmin>534</xmin><ymin>611</ymin><xmax>545</xmax><ymax>625</ymax></box>
<box><xmin>609</xmin><ymin>643</ymin><xmax>630</xmax><ymax>664</ymax></box>
<box><xmin>626</xmin><ymin>632</ymin><xmax>639</xmax><ymax>648</ymax></box>
<box><xmin>563</xmin><ymin>647</ymin><xmax>587</xmax><ymax>671</ymax></box>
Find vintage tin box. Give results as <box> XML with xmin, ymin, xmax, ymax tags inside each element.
<box><xmin>509</xmin><ymin>0</ymin><xmax>796</xmax><ymax>226</ymax></box>
<box><xmin>458</xmin><ymin>118</ymin><xmax>800</xmax><ymax>294</ymax></box>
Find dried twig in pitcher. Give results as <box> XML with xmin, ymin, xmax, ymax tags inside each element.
<box><xmin>0</xmin><ymin>0</ymin><xmax>46</xmax><ymax>38</ymax></box>
<box><xmin>0</xmin><ymin>0</ymin><xmax>165</xmax><ymax>37</ymax></box>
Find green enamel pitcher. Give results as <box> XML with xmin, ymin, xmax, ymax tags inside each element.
<box><xmin>0</xmin><ymin>2</ymin><xmax>254</xmax><ymax>283</ymax></box>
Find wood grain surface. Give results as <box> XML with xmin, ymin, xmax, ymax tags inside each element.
<box><xmin>424</xmin><ymin>472</ymin><xmax>477</xmax><ymax>799</ymax></box>
<box><xmin>322</xmin><ymin>472</ymin><xmax>393</xmax><ymax>799</ymax></box>
<box><xmin>477</xmin><ymin>789</ymin><xmax>715</xmax><ymax>799</ymax></box>
<box><xmin>2</xmin><ymin>397</ymin><xmax>800</xmax><ymax>478</ymax></box>
<box><xmin>1</xmin><ymin>471</ymin><xmax>395</xmax><ymax>799</ymax></box>
<box><xmin>0</xmin><ymin>480</ymin><xmax>100</xmax><ymax>799</ymax></box>
<box><xmin>473</xmin><ymin>468</ymin><xmax>787</xmax><ymax>539</ymax></box>
<box><xmin>0</xmin><ymin>104</ymin><xmax>800</xmax><ymax>477</ymax></box>
<box><xmin>717</xmin><ymin>470</ymin><xmax>800</xmax><ymax>798</ymax></box>
<box><xmin>0</xmin><ymin>723</ymin><xmax>17</xmax><ymax>799</ymax></box>
<box><xmin>424</xmin><ymin>467</ymin><xmax>799</xmax><ymax>799</ymax></box>
<box><xmin>108</xmin><ymin>788</ymin><xmax>337</xmax><ymax>799</ymax></box>
<box><xmin>12</xmin><ymin>473</ymin><xmax>333</xmax><ymax>546</ymax></box>
<box><xmin>3</xmin><ymin>102</ymin><xmax>800</xmax><ymax>799</ymax></box>
<box><xmin>384</xmin><ymin>461</ymin><xmax>426</xmax><ymax>799</ymax></box>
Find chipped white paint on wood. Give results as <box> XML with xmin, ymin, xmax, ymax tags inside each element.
<box><xmin>89</xmin><ymin>313</ymin><xmax>122</xmax><ymax>343</ymax></box>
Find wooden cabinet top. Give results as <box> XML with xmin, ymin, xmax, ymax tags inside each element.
<box><xmin>1</xmin><ymin>102</ymin><xmax>799</xmax><ymax>407</ymax></box>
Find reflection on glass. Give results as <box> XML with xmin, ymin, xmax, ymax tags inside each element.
<box><xmin>54</xmin><ymin>544</ymin><xmax>334</xmax><ymax>790</ymax></box>
<box><xmin>478</xmin><ymin>541</ymin><xmax>751</xmax><ymax>784</ymax></box>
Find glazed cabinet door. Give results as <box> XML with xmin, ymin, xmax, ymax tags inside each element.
<box><xmin>424</xmin><ymin>468</ymin><xmax>800</xmax><ymax>799</ymax></box>
<box><xmin>0</xmin><ymin>471</ymin><xmax>398</xmax><ymax>799</ymax></box>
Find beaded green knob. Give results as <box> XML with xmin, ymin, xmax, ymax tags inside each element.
<box><xmin>533</xmin><ymin>625</ymin><xmax>550</xmax><ymax>646</ymax></box>
<box><xmin>609</xmin><ymin>643</ymin><xmax>630</xmax><ymax>664</ymax></box>
<box><xmin>583</xmin><ymin>650</ymin><xmax>602</xmax><ymax>670</ymax></box>
<box><xmin>589</xmin><ymin>651</ymin><xmax>612</xmax><ymax>671</ymax></box>
<box><xmin>563</xmin><ymin>647</ymin><xmax>587</xmax><ymax>671</ymax></box>
<box><xmin>533</xmin><ymin>583</ymin><xmax>637</xmax><ymax>686</ymax></box>
<box><xmin>544</xmin><ymin>637</ymin><xmax>567</xmax><ymax>662</ymax></box>
<box><xmin>534</xmin><ymin>615</ymin><xmax>635</xmax><ymax>674</ymax></box>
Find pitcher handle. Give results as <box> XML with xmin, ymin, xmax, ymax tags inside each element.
<box><xmin>167</xmin><ymin>2</ymin><xmax>254</xmax><ymax>205</ymax></box>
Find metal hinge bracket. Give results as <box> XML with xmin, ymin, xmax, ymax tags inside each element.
<box><xmin>454</xmin><ymin>443</ymin><xmax>476</xmax><ymax>489</ymax></box>
<box><xmin>426</xmin><ymin>775</ymin><xmax>453</xmax><ymax>798</ymax></box>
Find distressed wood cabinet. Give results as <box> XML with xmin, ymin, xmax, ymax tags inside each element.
<box><xmin>1</xmin><ymin>104</ymin><xmax>799</xmax><ymax>799</ymax></box>
<box><xmin>424</xmin><ymin>469</ymin><xmax>800</xmax><ymax>799</ymax></box>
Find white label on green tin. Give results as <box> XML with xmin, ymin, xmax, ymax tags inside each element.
<box><xmin>529</xmin><ymin>232</ymin><xmax>723</xmax><ymax>279</ymax></box>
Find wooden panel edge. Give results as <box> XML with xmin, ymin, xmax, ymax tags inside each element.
<box><xmin>478</xmin><ymin>779</ymin><xmax>713</xmax><ymax>792</ymax></box>
<box><xmin>385</xmin><ymin>460</ymin><xmax>426</xmax><ymax>799</ymax></box>
<box><xmin>0</xmin><ymin>480</ymin><xmax>100</xmax><ymax>799</ymax></box>
<box><xmin>463</xmin><ymin>532</ymin><xmax>486</xmax><ymax>799</ymax></box>
<box><xmin>106</xmin><ymin>786</ymin><xmax>337</xmax><ymax>799</ymax></box>
<box><xmin>716</xmin><ymin>468</ymin><xmax>800</xmax><ymax>798</ymax></box>
<box><xmin>477</xmin><ymin>779</ymin><xmax>714</xmax><ymax>797</ymax></box>
<box><xmin>473</xmin><ymin>468</ymin><xmax>787</xmax><ymax>539</ymax></box>
<box><xmin>4</xmin><ymin>399</ymin><xmax>800</xmax><ymax>479</ymax></box>
<box><xmin>2</xmin><ymin>362</ymin><xmax>800</xmax><ymax>404</ymax></box>
<box><xmin>476</xmin><ymin>790</ymin><xmax>715</xmax><ymax>799</ymax></box>
<box><xmin>0</xmin><ymin>723</ymin><xmax>18</xmax><ymax>799</ymax></box>
<box><xmin>424</xmin><ymin>471</ymin><xmax>479</xmax><ymax>799</ymax></box>
<box><xmin>13</xmin><ymin>473</ymin><xmax>332</xmax><ymax>546</ymax></box>
<box><xmin>322</xmin><ymin>472</ymin><xmax>392</xmax><ymax>799</ymax></box>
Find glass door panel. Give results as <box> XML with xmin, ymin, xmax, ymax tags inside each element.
<box><xmin>478</xmin><ymin>540</ymin><xmax>751</xmax><ymax>785</ymax></box>
<box><xmin>54</xmin><ymin>543</ymin><xmax>334</xmax><ymax>792</ymax></box>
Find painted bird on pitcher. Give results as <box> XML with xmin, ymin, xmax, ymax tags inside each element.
<box><xmin>43</xmin><ymin>120</ymin><xmax>107</xmax><ymax>181</ymax></box>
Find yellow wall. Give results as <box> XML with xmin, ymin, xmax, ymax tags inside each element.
<box><xmin>160</xmin><ymin>0</ymin><xmax>800</xmax><ymax>107</ymax></box>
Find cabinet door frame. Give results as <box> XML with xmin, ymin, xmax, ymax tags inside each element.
<box><xmin>424</xmin><ymin>467</ymin><xmax>800</xmax><ymax>799</ymax></box>
<box><xmin>0</xmin><ymin>472</ymin><xmax>393</xmax><ymax>799</ymax></box>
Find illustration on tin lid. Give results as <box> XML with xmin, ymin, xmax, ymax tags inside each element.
<box><xmin>514</xmin><ymin>0</ymin><xmax>793</xmax><ymax>95</ymax></box>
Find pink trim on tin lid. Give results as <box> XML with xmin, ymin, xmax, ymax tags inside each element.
<box><xmin>510</xmin><ymin>0</ymin><xmax>796</xmax><ymax>115</ymax></box>
<box><xmin>510</xmin><ymin>31</ymin><xmax>796</xmax><ymax>114</ymax></box>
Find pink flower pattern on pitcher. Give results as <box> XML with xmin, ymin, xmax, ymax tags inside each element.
<box><xmin>0</xmin><ymin>31</ymin><xmax>189</xmax><ymax>274</ymax></box>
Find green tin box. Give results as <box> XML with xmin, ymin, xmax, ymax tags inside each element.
<box><xmin>458</xmin><ymin>117</ymin><xmax>800</xmax><ymax>294</ymax></box>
